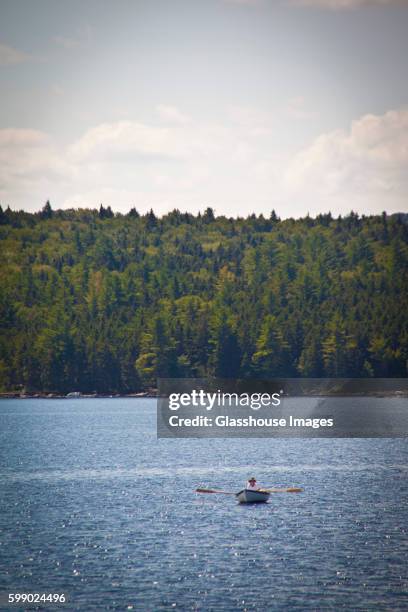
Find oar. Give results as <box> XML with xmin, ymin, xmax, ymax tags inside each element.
<box><xmin>195</xmin><ymin>486</ymin><xmax>303</xmax><ymax>495</ymax></box>
<box><xmin>195</xmin><ymin>488</ymin><xmax>236</xmax><ymax>495</ymax></box>
<box><xmin>260</xmin><ymin>487</ymin><xmax>303</xmax><ymax>493</ymax></box>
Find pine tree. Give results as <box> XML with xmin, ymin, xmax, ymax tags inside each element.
<box><xmin>40</xmin><ymin>201</ymin><xmax>53</xmax><ymax>219</ymax></box>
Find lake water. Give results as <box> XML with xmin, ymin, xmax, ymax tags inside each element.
<box><xmin>0</xmin><ymin>398</ymin><xmax>407</xmax><ymax>611</ymax></box>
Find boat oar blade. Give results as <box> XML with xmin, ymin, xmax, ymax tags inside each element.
<box><xmin>260</xmin><ymin>487</ymin><xmax>303</xmax><ymax>493</ymax></box>
<box><xmin>195</xmin><ymin>488</ymin><xmax>236</xmax><ymax>495</ymax></box>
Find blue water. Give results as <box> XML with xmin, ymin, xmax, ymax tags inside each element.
<box><xmin>0</xmin><ymin>399</ymin><xmax>407</xmax><ymax>611</ymax></box>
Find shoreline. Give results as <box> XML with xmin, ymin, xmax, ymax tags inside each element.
<box><xmin>1</xmin><ymin>391</ymin><xmax>407</xmax><ymax>400</ymax></box>
<box><xmin>0</xmin><ymin>391</ymin><xmax>157</xmax><ymax>399</ymax></box>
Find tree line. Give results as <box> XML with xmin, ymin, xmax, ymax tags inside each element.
<box><xmin>0</xmin><ymin>203</ymin><xmax>407</xmax><ymax>393</ymax></box>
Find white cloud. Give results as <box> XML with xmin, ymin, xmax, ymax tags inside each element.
<box><xmin>0</xmin><ymin>129</ymin><xmax>73</xmax><ymax>207</ymax></box>
<box><xmin>68</xmin><ymin>121</ymin><xmax>186</xmax><ymax>162</ymax></box>
<box><xmin>156</xmin><ymin>105</ymin><xmax>191</xmax><ymax>125</ymax></box>
<box><xmin>0</xmin><ymin>43</ymin><xmax>31</xmax><ymax>65</ymax></box>
<box><xmin>283</xmin><ymin>107</ymin><xmax>408</xmax><ymax>214</ymax></box>
<box><xmin>290</xmin><ymin>0</ymin><xmax>407</xmax><ymax>10</ymax></box>
<box><xmin>0</xmin><ymin>129</ymin><xmax>54</xmax><ymax>182</ymax></box>
<box><xmin>0</xmin><ymin>129</ymin><xmax>48</xmax><ymax>148</ymax></box>
<box><xmin>68</xmin><ymin>119</ymin><xmax>233</xmax><ymax>166</ymax></box>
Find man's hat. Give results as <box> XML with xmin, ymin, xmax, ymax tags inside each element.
<box><xmin>249</xmin><ymin>477</ymin><xmax>257</xmax><ymax>481</ymax></box>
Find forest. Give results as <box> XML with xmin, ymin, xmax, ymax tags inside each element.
<box><xmin>0</xmin><ymin>203</ymin><xmax>407</xmax><ymax>393</ymax></box>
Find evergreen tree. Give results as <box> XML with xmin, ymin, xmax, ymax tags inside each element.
<box><xmin>40</xmin><ymin>200</ymin><xmax>53</xmax><ymax>220</ymax></box>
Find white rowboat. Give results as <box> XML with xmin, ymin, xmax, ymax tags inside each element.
<box><xmin>236</xmin><ymin>489</ymin><xmax>270</xmax><ymax>504</ymax></box>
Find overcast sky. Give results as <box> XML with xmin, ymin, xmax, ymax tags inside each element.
<box><xmin>1</xmin><ymin>0</ymin><xmax>407</xmax><ymax>218</ymax></box>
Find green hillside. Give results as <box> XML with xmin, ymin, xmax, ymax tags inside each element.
<box><xmin>0</xmin><ymin>204</ymin><xmax>407</xmax><ymax>393</ymax></box>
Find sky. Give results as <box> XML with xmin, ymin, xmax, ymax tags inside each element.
<box><xmin>0</xmin><ymin>0</ymin><xmax>408</xmax><ymax>218</ymax></box>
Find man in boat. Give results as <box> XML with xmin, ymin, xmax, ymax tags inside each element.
<box><xmin>245</xmin><ymin>477</ymin><xmax>259</xmax><ymax>490</ymax></box>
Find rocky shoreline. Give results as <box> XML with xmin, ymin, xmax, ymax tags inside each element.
<box><xmin>0</xmin><ymin>390</ymin><xmax>158</xmax><ymax>399</ymax></box>
<box><xmin>1</xmin><ymin>389</ymin><xmax>407</xmax><ymax>399</ymax></box>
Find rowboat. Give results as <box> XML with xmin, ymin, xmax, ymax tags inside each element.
<box><xmin>236</xmin><ymin>489</ymin><xmax>270</xmax><ymax>504</ymax></box>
